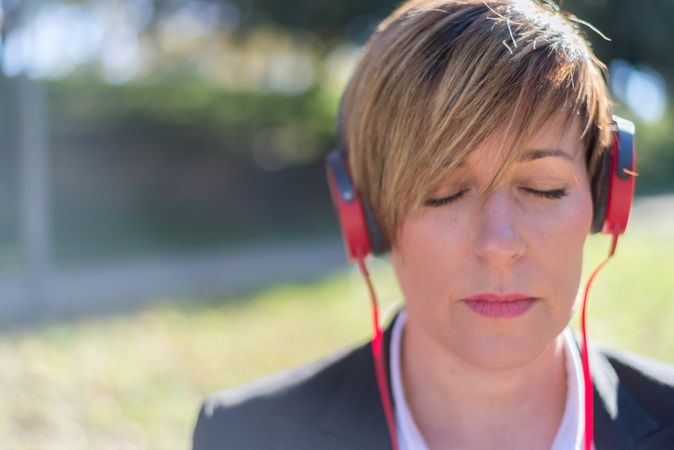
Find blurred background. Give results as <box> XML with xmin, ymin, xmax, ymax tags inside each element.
<box><xmin>0</xmin><ymin>0</ymin><xmax>672</xmax><ymax>449</ymax></box>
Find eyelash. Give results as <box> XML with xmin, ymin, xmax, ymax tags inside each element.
<box><xmin>424</xmin><ymin>189</ymin><xmax>468</xmax><ymax>207</ymax></box>
<box><xmin>520</xmin><ymin>187</ymin><xmax>568</xmax><ymax>200</ymax></box>
<box><xmin>424</xmin><ymin>187</ymin><xmax>568</xmax><ymax>207</ymax></box>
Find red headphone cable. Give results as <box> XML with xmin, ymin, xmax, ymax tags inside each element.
<box><xmin>357</xmin><ymin>257</ymin><xmax>400</xmax><ymax>450</ymax></box>
<box><xmin>579</xmin><ymin>233</ymin><xmax>619</xmax><ymax>450</ymax></box>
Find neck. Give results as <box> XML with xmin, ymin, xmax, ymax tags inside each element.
<box><xmin>400</xmin><ymin>316</ymin><xmax>568</xmax><ymax>450</ymax></box>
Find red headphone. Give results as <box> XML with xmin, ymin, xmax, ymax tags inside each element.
<box><xmin>326</xmin><ymin>115</ymin><xmax>636</xmax><ymax>261</ymax></box>
<box><xmin>325</xmin><ymin>115</ymin><xmax>637</xmax><ymax>450</ymax></box>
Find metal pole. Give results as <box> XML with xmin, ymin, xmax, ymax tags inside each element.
<box><xmin>18</xmin><ymin>76</ymin><xmax>51</xmax><ymax>314</ymax></box>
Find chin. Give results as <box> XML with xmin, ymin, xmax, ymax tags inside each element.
<box><xmin>445</xmin><ymin>326</ymin><xmax>561</xmax><ymax>371</ymax></box>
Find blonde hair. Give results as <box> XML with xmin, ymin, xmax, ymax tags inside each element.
<box><xmin>340</xmin><ymin>0</ymin><xmax>612</xmax><ymax>249</ymax></box>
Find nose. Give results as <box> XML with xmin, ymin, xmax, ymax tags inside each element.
<box><xmin>473</xmin><ymin>188</ymin><xmax>527</xmax><ymax>267</ymax></box>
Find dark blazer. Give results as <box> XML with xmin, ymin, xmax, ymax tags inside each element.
<box><xmin>193</xmin><ymin>313</ymin><xmax>674</xmax><ymax>449</ymax></box>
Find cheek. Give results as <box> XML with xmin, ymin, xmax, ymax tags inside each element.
<box><xmin>526</xmin><ymin>185</ymin><xmax>593</xmax><ymax>235</ymax></box>
<box><xmin>391</xmin><ymin>211</ymin><xmax>469</xmax><ymax>308</ymax></box>
<box><xmin>528</xmin><ymin>189</ymin><xmax>594</xmax><ymax>301</ymax></box>
<box><xmin>391</xmin><ymin>216</ymin><xmax>460</xmax><ymax>302</ymax></box>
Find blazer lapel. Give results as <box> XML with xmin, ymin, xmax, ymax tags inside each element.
<box><xmin>273</xmin><ymin>312</ymin><xmax>400</xmax><ymax>450</ymax></box>
<box><xmin>318</xmin><ymin>312</ymin><xmax>399</xmax><ymax>450</ymax></box>
<box><xmin>583</xmin><ymin>338</ymin><xmax>661</xmax><ymax>449</ymax></box>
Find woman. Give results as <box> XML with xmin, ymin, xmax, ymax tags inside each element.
<box><xmin>193</xmin><ymin>1</ymin><xmax>674</xmax><ymax>449</ymax></box>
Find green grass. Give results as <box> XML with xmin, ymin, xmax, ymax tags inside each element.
<box><xmin>0</xmin><ymin>222</ymin><xmax>672</xmax><ymax>450</ymax></box>
<box><xmin>581</xmin><ymin>224</ymin><xmax>674</xmax><ymax>359</ymax></box>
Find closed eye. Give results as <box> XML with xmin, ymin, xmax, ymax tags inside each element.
<box><xmin>424</xmin><ymin>187</ymin><xmax>567</xmax><ymax>207</ymax></box>
<box><xmin>519</xmin><ymin>187</ymin><xmax>568</xmax><ymax>199</ymax></box>
<box><xmin>424</xmin><ymin>189</ymin><xmax>468</xmax><ymax>207</ymax></box>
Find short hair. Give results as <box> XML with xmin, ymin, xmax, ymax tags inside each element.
<box><xmin>340</xmin><ymin>0</ymin><xmax>612</xmax><ymax>249</ymax></box>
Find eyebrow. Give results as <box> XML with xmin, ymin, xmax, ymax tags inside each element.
<box><xmin>451</xmin><ymin>148</ymin><xmax>575</xmax><ymax>168</ymax></box>
<box><xmin>519</xmin><ymin>149</ymin><xmax>575</xmax><ymax>163</ymax></box>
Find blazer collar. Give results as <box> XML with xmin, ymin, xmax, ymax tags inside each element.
<box><xmin>271</xmin><ymin>310</ymin><xmax>400</xmax><ymax>450</ymax></box>
<box><xmin>316</xmin><ymin>310</ymin><xmax>400</xmax><ymax>450</ymax></box>
<box><xmin>582</xmin><ymin>335</ymin><xmax>660</xmax><ymax>449</ymax></box>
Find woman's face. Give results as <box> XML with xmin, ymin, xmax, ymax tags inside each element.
<box><xmin>391</xmin><ymin>115</ymin><xmax>593</xmax><ymax>370</ymax></box>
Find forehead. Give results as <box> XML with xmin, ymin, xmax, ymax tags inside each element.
<box><xmin>459</xmin><ymin>113</ymin><xmax>585</xmax><ymax>169</ymax></box>
<box><xmin>524</xmin><ymin>114</ymin><xmax>584</xmax><ymax>157</ymax></box>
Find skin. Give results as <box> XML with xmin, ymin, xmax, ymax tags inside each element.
<box><xmin>390</xmin><ymin>114</ymin><xmax>594</xmax><ymax>450</ymax></box>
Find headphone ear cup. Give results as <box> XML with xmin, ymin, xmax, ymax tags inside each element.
<box><xmin>325</xmin><ymin>150</ymin><xmax>374</xmax><ymax>260</ymax></box>
<box><xmin>592</xmin><ymin>116</ymin><xmax>637</xmax><ymax>236</ymax></box>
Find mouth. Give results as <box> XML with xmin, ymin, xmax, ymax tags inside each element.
<box><xmin>462</xmin><ymin>293</ymin><xmax>538</xmax><ymax>318</ymax></box>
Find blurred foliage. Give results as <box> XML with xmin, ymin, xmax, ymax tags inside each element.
<box><xmin>132</xmin><ymin>0</ymin><xmax>674</xmax><ymax>66</ymax></box>
<box><xmin>26</xmin><ymin>76</ymin><xmax>339</xmax><ymax>262</ymax></box>
<box><xmin>264</xmin><ymin>0</ymin><xmax>674</xmax><ymax>80</ymax></box>
<box><xmin>47</xmin><ymin>76</ymin><xmax>338</xmax><ymax>163</ymax></box>
<box><xmin>629</xmin><ymin>111</ymin><xmax>674</xmax><ymax>195</ymax></box>
<box><xmin>562</xmin><ymin>0</ymin><xmax>674</xmax><ymax>72</ymax></box>
<box><xmin>153</xmin><ymin>0</ymin><xmax>674</xmax><ymax>69</ymax></box>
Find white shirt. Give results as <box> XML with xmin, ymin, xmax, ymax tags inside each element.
<box><xmin>389</xmin><ymin>309</ymin><xmax>585</xmax><ymax>450</ymax></box>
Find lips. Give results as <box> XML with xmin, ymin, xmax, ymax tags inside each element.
<box><xmin>463</xmin><ymin>293</ymin><xmax>537</xmax><ymax>318</ymax></box>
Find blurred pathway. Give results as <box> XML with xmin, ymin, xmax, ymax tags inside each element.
<box><xmin>0</xmin><ymin>236</ymin><xmax>346</xmax><ymax>327</ymax></box>
<box><xmin>0</xmin><ymin>193</ymin><xmax>673</xmax><ymax>327</ymax></box>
